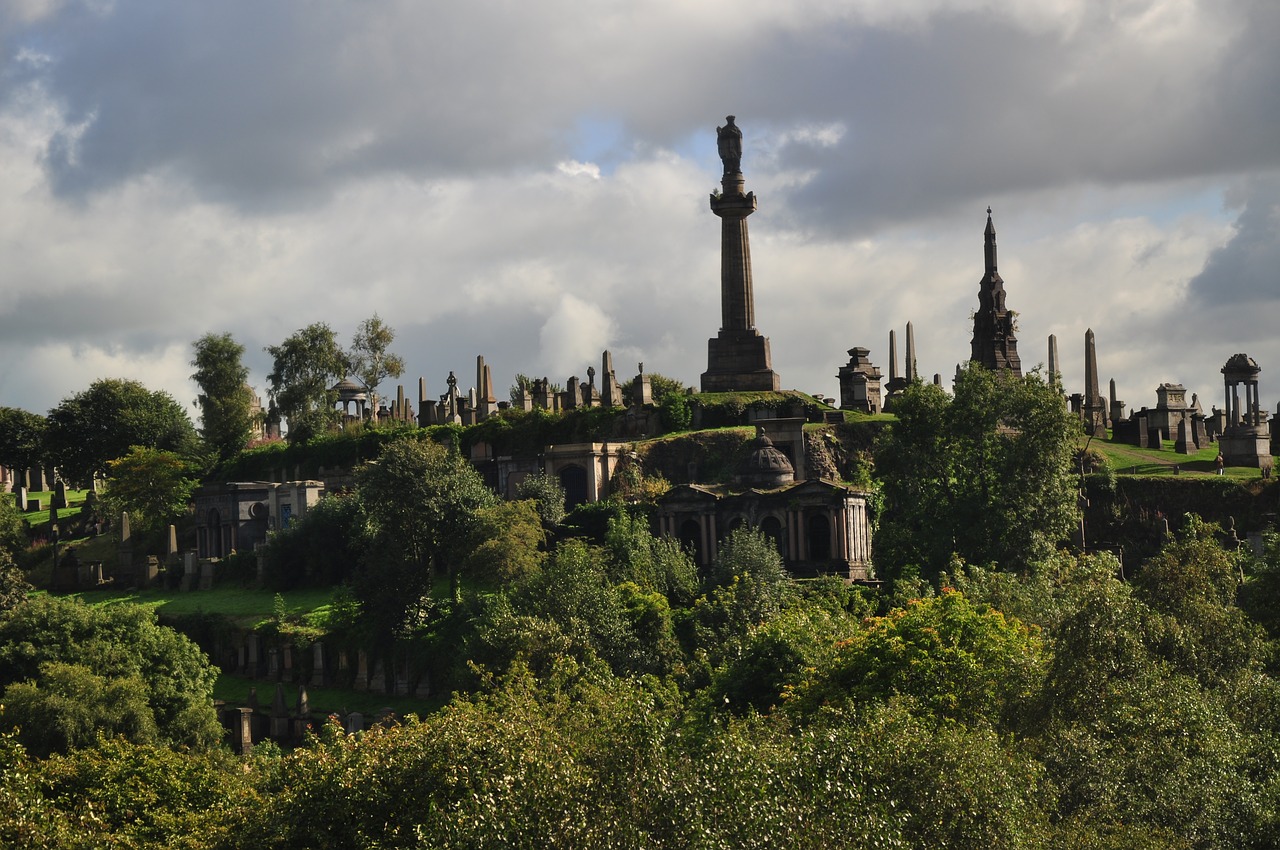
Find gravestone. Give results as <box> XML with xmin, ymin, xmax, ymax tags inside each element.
<box><xmin>14</xmin><ymin>487</ymin><xmax>26</xmax><ymax>512</ymax></box>
<box><xmin>369</xmin><ymin>659</ymin><xmax>387</xmax><ymax>694</ymax></box>
<box><xmin>269</xmin><ymin>684</ymin><xmax>290</xmax><ymax>741</ymax></box>
<box><xmin>26</xmin><ymin>498</ymin><xmax>41</xmax><ymax>512</ymax></box>
<box><xmin>52</xmin><ymin>480</ymin><xmax>68</xmax><ymax>510</ymax></box>
<box><xmin>1175</xmin><ymin>419</ymin><xmax>1191</xmax><ymax>454</ymax></box>
<box><xmin>354</xmin><ymin>651</ymin><xmax>370</xmax><ymax>692</ymax></box>
<box><xmin>345</xmin><ymin>712</ymin><xmax>364</xmax><ymax>735</ymax></box>
<box><xmin>234</xmin><ymin>707</ymin><xmax>254</xmax><ymax>754</ymax></box>
<box><xmin>311</xmin><ymin>642</ymin><xmax>326</xmax><ymax>687</ymax></box>
<box><xmin>139</xmin><ymin>555</ymin><xmax>159</xmax><ymax>588</ymax></box>
<box><xmin>633</xmin><ymin>368</ymin><xmax>653</xmax><ymax>406</ymax></box>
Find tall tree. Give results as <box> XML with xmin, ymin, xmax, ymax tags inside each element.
<box><xmin>348</xmin><ymin>313</ymin><xmax>405</xmax><ymax>415</ymax></box>
<box><xmin>102</xmin><ymin>447</ymin><xmax>199</xmax><ymax>536</ymax></box>
<box><xmin>0</xmin><ymin>407</ymin><xmax>47</xmax><ymax>476</ymax></box>
<box><xmin>264</xmin><ymin>323</ymin><xmax>348</xmax><ymax>443</ymax></box>
<box><xmin>45</xmin><ymin>379</ymin><xmax>198</xmax><ymax>487</ymax></box>
<box><xmin>874</xmin><ymin>365</ymin><xmax>1079</xmax><ymax>581</ymax></box>
<box><xmin>190</xmin><ymin>332</ymin><xmax>255</xmax><ymax>462</ymax></box>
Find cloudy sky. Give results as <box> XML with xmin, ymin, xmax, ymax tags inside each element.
<box><xmin>1</xmin><ymin>0</ymin><xmax>1277</xmax><ymax>425</ymax></box>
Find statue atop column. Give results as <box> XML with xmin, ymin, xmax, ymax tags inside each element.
<box><xmin>717</xmin><ymin>116</ymin><xmax>743</xmax><ymax>175</ymax></box>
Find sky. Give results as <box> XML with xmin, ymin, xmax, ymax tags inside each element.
<box><xmin>1</xmin><ymin>0</ymin><xmax>1278</xmax><ymax>426</ymax></box>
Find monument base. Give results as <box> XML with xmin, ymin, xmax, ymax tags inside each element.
<box><xmin>1219</xmin><ymin>426</ymin><xmax>1274</xmax><ymax>471</ymax></box>
<box><xmin>701</xmin><ymin>330</ymin><xmax>780</xmax><ymax>393</ymax></box>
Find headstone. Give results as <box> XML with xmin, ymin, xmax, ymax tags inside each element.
<box><xmin>267</xmin><ymin>647</ymin><xmax>280</xmax><ymax>680</ymax></box>
<box><xmin>281</xmin><ymin>644</ymin><xmax>295</xmax><ymax>682</ymax></box>
<box><xmin>246</xmin><ymin>635</ymin><xmax>261</xmax><ymax>677</ymax></box>
<box><xmin>14</xmin><ymin>486</ymin><xmax>26</xmax><ymax>512</ymax></box>
<box><xmin>633</xmin><ymin>370</ymin><xmax>653</xmax><ymax>407</ymax></box>
<box><xmin>295</xmin><ymin>685</ymin><xmax>310</xmax><ymax>717</ymax></box>
<box><xmin>564</xmin><ymin>376</ymin><xmax>580</xmax><ymax>409</ymax></box>
<box><xmin>166</xmin><ymin>525</ymin><xmax>179</xmax><ymax>561</ymax></box>
<box><xmin>345</xmin><ymin>712</ymin><xmax>364</xmax><ymax>735</ymax></box>
<box><xmin>139</xmin><ymin>555</ymin><xmax>159</xmax><ymax>588</ymax></box>
<box><xmin>1175</xmin><ymin>419</ymin><xmax>1191</xmax><ymax>454</ymax></box>
<box><xmin>52</xmin><ymin>479</ymin><xmax>68</xmax><ymax>510</ymax></box>
<box><xmin>26</xmin><ymin>498</ymin><xmax>41</xmax><ymax>512</ymax></box>
<box><xmin>234</xmin><ymin>707</ymin><xmax>254</xmax><ymax>754</ymax></box>
<box><xmin>354</xmin><ymin>651</ymin><xmax>370</xmax><ymax>692</ymax></box>
<box><xmin>602</xmin><ymin>351</ymin><xmax>624</xmax><ymax>407</ymax></box>
<box><xmin>270</xmin><ymin>684</ymin><xmax>290</xmax><ymax>741</ymax></box>
<box><xmin>27</xmin><ymin>467</ymin><xmax>45</xmax><ymax>492</ymax></box>
<box><xmin>369</xmin><ymin>659</ymin><xmax>387</xmax><ymax>694</ymax></box>
<box><xmin>311</xmin><ymin>642</ymin><xmax>326</xmax><ymax>687</ymax></box>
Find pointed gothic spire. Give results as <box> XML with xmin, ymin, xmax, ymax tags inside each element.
<box><xmin>984</xmin><ymin>206</ymin><xmax>997</xmax><ymax>273</ymax></box>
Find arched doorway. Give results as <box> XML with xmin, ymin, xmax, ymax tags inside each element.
<box><xmin>760</xmin><ymin>515</ymin><xmax>785</xmax><ymax>557</ymax></box>
<box><xmin>806</xmin><ymin>513</ymin><xmax>831</xmax><ymax>561</ymax></box>
<box><xmin>207</xmin><ymin>508</ymin><xmax>222</xmax><ymax>559</ymax></box>
<box><xmin>679</xmin><ymin>519</ymin><xmax>704</xmax><ymax>566</ymax></box>
<box><xmin>559</xmin><ymin>465</ymin><xmax>589</xmax><ymax>510</ymax></box>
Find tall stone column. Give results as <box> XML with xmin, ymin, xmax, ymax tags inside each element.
<box><xmin>701</xmin><ymin>116</ymin><xmax>781</xmax><ymax>393</ymax></box>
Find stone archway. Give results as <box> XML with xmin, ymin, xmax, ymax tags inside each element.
<box><xmin>679</xmin><ymin>519</ymin><xmax>704</xmax><ymax>566</ymax></box>
<box><xmin>760</xmin><ymin>515</ymin><xmax>784</xmax><ymax>557</ymax></box>
<box><xmin>806</xmin><ymin>513</ymin><xmax>831</xmax><ymax>561</ymax></box>
<box><xmin>559</xmin><ymin>464</ymin><xmax>589</xmax><ymax>510</ymax></box>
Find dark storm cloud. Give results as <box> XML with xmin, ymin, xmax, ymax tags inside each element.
<box><xmin>767</xmin><ymin>1</ymin><xmax>1280</xmax><ymax>235</ymax></box>
<box><xmin>1188</xmin><ymin>176</ymin><xmax>1280</xmax><ymax>306</ymax></box>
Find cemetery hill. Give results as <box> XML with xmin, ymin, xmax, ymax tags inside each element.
<box><xmin>5</xmin><ymin>118</ymin><xmax>1280</xmax><ymax>849</ymax></box>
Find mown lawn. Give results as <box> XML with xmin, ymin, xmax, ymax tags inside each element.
<box><xmin>213</xmin><ymin>672</ymin><xmax>445</xmax><ymax>719</ymax></box>
<box><xmin>69</xmin><ymin>585</ymin><xmax>338</xmax><ymax>629</ymax></box>
<box><xmin>1084</xmin><ymin>432</ymin><xmax>1271</xmax><ymax>480</ymax></box>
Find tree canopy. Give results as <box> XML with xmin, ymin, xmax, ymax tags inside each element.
<box><xmin>0</xmin><ymin>406</ymin><xmax>47</xmax><ymax>475</ymax></box>
<box><xmin>102</xmin><ymin>447</ymin><xmax>198</xmax><ymax>536</ymax></box>
<box><xmin>44</xmin><ymin>379</ymin><xmax>198</xmax><ymax>487</ymax></box>
<box><xmin>265</xmin><ymin>323</ymin><xmax>347</xmax><ymax>443</ymax></box>
<box><xmin>874</xmin><ymin>365</ymin><xmax>1080</xmax><ymax>581</ymax></box>
<box><xmin>191</xmin><ymin>332</ymin><xmax>255</xmax><ymax>462</ymax></box>
<box><xmin>348</xmin><ymin>313</ymin><xmax>405</xmax><ymax>415</ymax></box>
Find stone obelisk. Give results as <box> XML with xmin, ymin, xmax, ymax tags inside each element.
<box><xmin>1082</xmin><ymin>328</ymin><xmax>1107</xmax><ymax>435</ymax></box>
<box><xmin>700</xmin><ymin>116</ymin><xmax>780</xmax><ymax>392</ymax></box>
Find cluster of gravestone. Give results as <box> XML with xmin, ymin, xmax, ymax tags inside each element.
<box><xmin>323</xmin><ymin>350</ymin><xmax>663</xmax><ymax>434</ymax></box>
<box><xmin>215</xmin><ymin>639</ymin><xmax>424</xmax><ymax>752</ymax></box>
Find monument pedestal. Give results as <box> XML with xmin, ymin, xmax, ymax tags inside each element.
<box><xmin>1220</xmin><ymin>426</ymin><xmax>1274</xmax><ymax>472</ymax></box>
<box><xmin>701</xmin><ymin>330</ymin><xmax>780</xmax><ymax>392</ymax></box>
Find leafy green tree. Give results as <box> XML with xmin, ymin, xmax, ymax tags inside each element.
<box><xmin>0</xmin><ymin>406</ymin><xmax>47</xmax><ymax>476</ymax></box>
<box><xmin>355</xmin><ymin>436</ymin><xmax>496</xmax><ymax>636</ymax></box>
<box><xmin>462</xmin><ymin>500</ymin><xmax>547</xmax><ymax>585</ymax></box>
<box><xmin>45</xmin><ymin>379</ymin><xmax>198</xmax><ymax>486</ymax></box>
<box><xmin>264</xmin><ymin>322</ymin><xmax>347</xmax><ymax>443</ymax></box>
<box><xmin>0</xmin><ymin>596</ymin><xmax>221</xmax><ymax>755</ymax></box>
<box><xmin>515</xmin><ymin>471</ymin><xmax>567</xmax><ymax>527</ymax></box>
<box><xmin>620</xmin><ymin>371</ymin><xmax>687</xmax><ymax>404</ymax></box>
<box><xmin>261</xmin><ymin>492</ymin><xmax>371</xmax><ymax>589</ymax></box>
<box><xmin>0</xmin><ymin>549</ymin><xmax>30</xmax><ymax>614</ymax></box>
<box><xmin>787</xmin><ymin>589</ymin><xmax>1046</xmax><ymax>729</ymax></box>
<box><xmin>190</xmin><ymin>332</ymin><xmax>256</xmax><ymax>462</ymax></box>
<box><xmin>101</xmin><ymin>447</ymin><xmax>198</xmax><ymax>535</ymax></box>
<box><xmin>348</xmin><ymin>313</ymin><xmax>405</xmax><ymax>415</ymax></box>
<box><xmin>0</xmin><ymin>490</ymin><xmax>26</xmax><ymax>558</ymax></box>
<box><xmin>603</xmin><ymin>510</ymin><xmax>698</xmax><ymax>604</ymax></box>
<box><xmin>874</xmin><ymin>365</ymin><xmax>1079</xmax><ymax>581</ymax></box>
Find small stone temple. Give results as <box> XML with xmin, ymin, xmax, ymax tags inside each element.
<box><xmin>970</xmin><ymin>208</ymin><xmax>1022</xmax><ymax>376</ymax></box>
<box><xmin>700</xmin><ymin>116</ymin><xmax>781</xmax><ymax>393</ymax></box>
<box><xmin>193</xmin><ymin>481</ymin><xmax>324</xmax><ymax>559</ymax></box>
<box><xmin>657</xmin><ymin>428</ymin><xmax>872</xmax><ymax>580</ymax></box>
<box><xmin>1218</xmin><ymin>353</ymin><xmax>1272</xmax><ymax>471</ymax></box>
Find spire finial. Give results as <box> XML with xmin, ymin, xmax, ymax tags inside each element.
<box><xmin>987</xmin><ymin>205</ymin><xmax>992</xmax><ymax>216</ymax></box>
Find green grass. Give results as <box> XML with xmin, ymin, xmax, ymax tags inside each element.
<box><xmin>213</xmin><ymin>672</ymin><xmax>445</xmax><ymax>718</ymax></box>
<box><xmin>1084</xmin><ymin>433</ymin><xmax>1271</xmax><ymax>480</ymax></box>
<box><xmin>69</xmin><ymin>586</ymin><xmax>338</xmax><ymax>629</ymax></box>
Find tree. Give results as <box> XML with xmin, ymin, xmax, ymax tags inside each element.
<box><xmin>348</xmin><ymin>313</ymin><xmax>405</xmax><ymax>415</ymax></box>
<box><xmin>515</xmin><ymin>471</ymin><xmax>567</xmax><ymax>527</ymax></box>
<box><xmin>264</xmin><ymin>323</ymin><xmax>348</xmax><ymax>443</ymax></box>
<box><xmin>0</xmin><ymin>407</ymin><xmax>47</xmax><ymax>476</ymax></box>
<box><xmin>874</xmin><ymin>365</ymin><xmax>1079</xmax><ymax>581</ymax></box>
<box><xmin>0</xmin><ymin>596</ymin><xmax>222</xmax><ymax>755</ymax></box>
<box><xmin>461</xmin><ymin>500</ymin><xmax>547</xmax><ymax>585</ymax></box>
<box><xmin>102</xmin><ymin>447</ymin><xmax>198</xmax><ymax>536</ymax></box>
<box><xmin>190</xmin><ymin>332</ymin><xmax>255</xmax><ymax>462</ymax></box>
<box><xmin>45</xmin><ymin>379</ymin><xmax>198</xmax><ymax>486</ymax></box>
